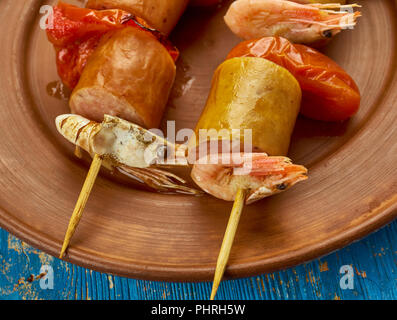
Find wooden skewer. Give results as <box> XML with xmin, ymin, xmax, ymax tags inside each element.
<box><xmin>210</xmin><ymin>188</ymin><xmax>246</xmax><ymax>300</ymax></box>
<box><xmin>59</xmin><ymin>154</ymin><xmax>103</xmax><ymax>259</ymax></box>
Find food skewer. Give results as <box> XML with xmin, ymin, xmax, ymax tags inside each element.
<box><xmin>59</xmin><ymin>154</ymin><xmax>103</xmax><ymax>258</ymax></box>
<box><xmin>206</xmin><ymin>19</ymin><xmax>361</xmax><ymax>297</ymax></box>
<box><xmin>46</xmin><ymin>2</ymin><xmax>189</xmax><ymax>257</ymax></box>
<box><xmin>209</xmin><ymin>34</ymin><xmax>361</xmax><ymax>294</ymax></box>
<box><xmin>56</xmin><ymin>114</ymin><xmax>200</xmax><ymax>257</ymax></box>
<box><xmin>193</xmin><ymin>31</ymin><xmax>362</xmax><ymax>296</ymax></box>
<box><xmin>187</xmin><ymin>57</ymin><xmax>308</xmax><ymax>299</ymax></box>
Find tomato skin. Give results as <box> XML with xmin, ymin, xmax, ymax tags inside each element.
<box><xmin>54</xmin><ymin>35</ymin><xmax>102</xmax><ymax>89</ymax></box>
<box><xmin>46</xmin><ymin>2</ymin><xmax>178</xmax><ymax>89</ymax></box>
<box><xmin>190</xmin><ymin>0</ymin><xmax>222</xmax><ymax>6</ymax></box>
<box><xmin>227</xmin><ymin>37</ymin><xmax>361</xmax><ymax>122</ymax></box>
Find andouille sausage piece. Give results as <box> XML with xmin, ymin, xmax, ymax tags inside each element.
<box><xmin>70</xmin><ymin>27</ymin><xmax>176</xmax><ymax>128</ymax></box>
<box><xmin>46</xmin><ymin>3</ymin><xmax>179</xmax><ymax>89</ymax></box>
<box><xmin>189</xmin><ymin>57</ymin><xmax>301</xmax><ymax>157</ymax></box>
<box><xmin>86</xmin><ymin>0</ymin><xmax>189</xmax><ymax>35</ymax></box>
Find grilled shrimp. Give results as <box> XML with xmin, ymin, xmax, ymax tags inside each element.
<box><xmin>224</xmin><ymin>0</ymin><xmax>361</xmax><ymax>44</ymax></box>
<box><xmin>56</xmin><ymin>114</ymin><xmax>200</xmax><ymax>195</ymax></box>
<box><xmin>191</xmin><ymin>153</ymin><xmax>308</xmax><ymax>204</ymax></box>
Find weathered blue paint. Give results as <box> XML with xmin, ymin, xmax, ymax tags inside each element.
<box><xmin>0</xmin><ymin>220</ymin><xmax>396</xmax><ymax>300</ymax></box>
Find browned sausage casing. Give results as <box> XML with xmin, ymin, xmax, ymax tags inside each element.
<box><xmin>86</xmin><ymin>0</ymin><xmax>189</xmax><ymax>35</ymax></box>
<box><xmin>69</xmin><ymin>27</ymin><xmax>176</xmax><ymax>128</ymax></box>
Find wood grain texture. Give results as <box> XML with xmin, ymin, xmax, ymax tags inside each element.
<box><xmin>0</xmin><ymin>0</ymin><xmax>396</xmax><ymax>281</ymax></box>
<box><xmin>1</xmin><ymin>224</ymin><xmax>397</xmax><ymax>300</ymax></box>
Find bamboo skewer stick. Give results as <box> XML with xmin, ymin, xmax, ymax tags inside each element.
<box><xmin>210</xmin><ymin>188</ymin><xmax>246</xmax><ymax>300</ymax></box>
<box><xmin>59</xmin><ymin>154</ymin><xmax>103</xmax><ymax>259</ymax></box>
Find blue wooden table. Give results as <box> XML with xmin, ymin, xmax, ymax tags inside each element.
<box><xmin>1</xmin><ymin>220</ymin><xmax>396</xmax><ymax>300</ymax></box>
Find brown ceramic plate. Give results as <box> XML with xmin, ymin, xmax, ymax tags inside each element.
<box><xmin>0</xmin><ymin>0</ymin><xmax>396</xmax><ymax>281</ymax></box>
